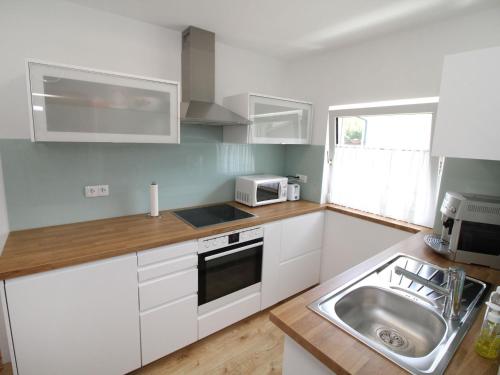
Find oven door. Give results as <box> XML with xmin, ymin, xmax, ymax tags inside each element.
<box><xmin>198</xmin><ymin>239</ymin><xmax>263</xmax><ymax>306</ymax></box>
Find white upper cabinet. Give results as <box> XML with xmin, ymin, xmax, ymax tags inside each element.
<box><xmin>432</xmin><ymin>46</ymin><xmax>500</xmax><ymax>160</ymax></box>
<box><xmin>26</xmin><ymin>60</ymin><xmax>180</xmax><ymax>143</ymax></box>
<box><xmin>223</xmin><ymin>93</ymin><xmax>313</xmax><ymax>144</ymax></box>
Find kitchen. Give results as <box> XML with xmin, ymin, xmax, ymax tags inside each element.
<box><xmin>0</xmin><ymin>0</ymin><xmax>500</xmax><ymax>374</ymax></box>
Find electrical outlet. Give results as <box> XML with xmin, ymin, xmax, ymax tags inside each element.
<box><xmin>297</xmin><ymin>174</ymin><xmax>308</xmax><ymax>183</ymax></box>
<box><xmin>85</xmin><ymin>185</ymin><xmax>109</xmax><ymax>197</ymax></box>
<box><xmin>98</xmin><ymin>185</ymin><xmax>109</xmax><ymax>196</ymax></box>
<box><xmin>84</xmin><ymin>185</ymin><xmax>99</xmax><ymax>198</ymax></box>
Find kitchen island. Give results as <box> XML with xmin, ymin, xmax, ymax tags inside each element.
<box><xmin>270</xmin><ymin>232</ymin><xmax>500</xmax><ymax>375</ymax></box>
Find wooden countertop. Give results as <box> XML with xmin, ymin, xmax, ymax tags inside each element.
<box><xmin>0</xmin><ymin>200</ymin><xmax>323</xmax><ymax>280</ymax></box>
<box><xmin>270</xmin><ymin>232</ymin><xmax>500</xmax><ymax>375</ymax></box>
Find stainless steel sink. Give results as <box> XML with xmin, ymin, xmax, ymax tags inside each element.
<box><xmin>309</xmin><ymin>254</ymin><xmax>489</xmax><ymax>375</ymax></box>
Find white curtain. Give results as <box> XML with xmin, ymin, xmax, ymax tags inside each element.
<box><xmin>328</xmin><ymin>146</ymin><xmax>435</xmax><ymax>227</ymax></box>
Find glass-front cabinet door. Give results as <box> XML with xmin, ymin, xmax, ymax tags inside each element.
<box><xmin>27</xmin><ymin>60</ymin><xmax>179</xmax><ymax>143</ymax></box>
<box><xmin>249</xmin><ymin>95</ymin><xmax>312</xmax><ymax>144</ymax></box>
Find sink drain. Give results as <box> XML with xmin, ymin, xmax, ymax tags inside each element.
<box><xmin>376</xmin><ymin>328</ymin><xmax>407</xmax><ymax>348</ymax></box>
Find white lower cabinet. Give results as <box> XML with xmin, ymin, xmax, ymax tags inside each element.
<box><xmin>261</xmin><ymin>221</ymin><xmax>282</xmax><ymax>309</ymax></box>
<box><xmin>139</xmin><ymin>268</ymin><xmax>198</xmax><ymax>311</ymax></box>
<box><xmin>278</xmin><ymin>250</ymin><xmax>322</xmax><ymax>301</ymax></box>
<box><xmin>283</xmin><ymin>336</ymin><xmax>334</xmax><ymax>375</ymax></box>
<box><xmin>137</xmin><ymin>241</ymin><xmax>198</xmax><ymax>366</ymax></box>
<box><xmin>261</xmin><ymin>212</ymin><xmax>324</xmax><ymax>309</ymax></box>
<box><xmin>198</xmin><ymin>292</ymin><xmax>261</xmax><ymax>339</ymax></box>
<box><xmin>3</xmin><ymin>214</ymin><xmax>325</xmax><ymax>375</ymax></box>
<box><xmin>140</xmin><ymin>294</ymin><xmax>198</xmax><ymax>365</ymax></box>
<box><xmin>5</xmin><ymin>254</ymin><xmax>141</xmax><ymax>375</ymax></box>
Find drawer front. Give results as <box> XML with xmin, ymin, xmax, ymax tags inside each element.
<box><xmin>280</xmin><ymin>212</ymin><xmax>324</xmax><ymax>262</ymax></box>
<box><xmin>278</xmin><ymin>250</ymin><xmax>321</xmax><ymax>301</ymax></box>
<box><xmin>198</xmin><ymin>292</ymin><xmax>261</xmax><ymax>339</ymax></box>
<box><xmin>138</xmin><ymin>254</ymin><xmax>197</xmax><ymax>282</ymax></box>
<box><xmin>139</xmin><ymin>268</ymin><xmax>197</xmax><ymax>311</ymax></box>
<box><xmin>138</xmin><ymin>241</ymin><xmax>197</xmax><ymax>267</ymax></box>
<box><xmin>140</xmin><ymin>294</ymin><xmax>198</xmax><ymax>365</ymax></box>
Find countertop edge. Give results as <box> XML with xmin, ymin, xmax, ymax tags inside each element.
<box><xmin>325</xmin><ymin>204</ymin><xmax>427</xmax><ymax>234</ymax></box>
<box><xmin>0</xmin><ymin>201</ymin><xmax>325</xmax><ymax>280</ymax></box>
<box><xmin>0</xmin><ymin>201</ymin><xmax>434</xmax><ymax>280</ymax></box>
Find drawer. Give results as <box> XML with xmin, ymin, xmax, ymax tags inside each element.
<box><xmin>278</xmin><ymin>250</ymin><xmax>321</xmax><ymax>301</ymax></box>
<box><xmin>198</xmin><ymin>292</ymin><xmax>260</xmax><ymax>339</ymax></box>
<box><xmin>139</xmin><ymin>268</ymin><xmax>197</xmax><ymax>311</ymax></box>
<box><xmin>138</xmin><ymin>241</ymin><xmax>197</xmax><ymax>267</ymax></box>
<box><xmin>140</xmin><ymin>294</ymin><xmax>198</xmax><ymax>365</ymax></box>
<box><xmin>138</xmin><ymin>254</ymin><xmax>197</xmax><ymax>282</ymax></box>
<box><xmin>280</xmin><ymin>212</ymin><xmax>324</xmax><ymax>262</ymax></box>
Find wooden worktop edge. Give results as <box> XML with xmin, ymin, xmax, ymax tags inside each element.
<box><xmin>325</xmin><ymin>204</ymin><xmax>428</xmax><ymax>233</ymax></box>
<box><xmin>0</xmin><ymin>201</ymin><xmax>325</xmax><ymax>280</ymax></box>
<box><xmin>0</xmin><ymin>201</ymin><xmax>433</xmax><ymax>280</ymax></box>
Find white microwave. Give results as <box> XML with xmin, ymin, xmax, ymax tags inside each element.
<box><xmin>235</xmin><ymin>175</ymin><xmax>288</xmax><ymax>207</ymax></box>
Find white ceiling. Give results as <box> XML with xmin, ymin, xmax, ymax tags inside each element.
<box><xmin>65</xmin><ymin>0</ymin><xmax>500</xmax><ymax>60</ymax></box>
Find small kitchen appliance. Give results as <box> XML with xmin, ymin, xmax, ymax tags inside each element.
<box><xmin>235</xmin><ymin>175</ymin><xmax>288</xmax><ymax>207</ymax></box>
<box><xmin>424</xmin><ymin>191</ymin><xmax>500</xmax><ymax>269</ymax></box>
<box><xmin>287</xmin><ymin>183</ymin><xmax>300</xmax><ymax>201</ymax></box>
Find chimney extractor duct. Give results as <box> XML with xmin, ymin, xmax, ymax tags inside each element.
<box><xmin>180</xmin><ymin>26</ymin><xmax>250</xmax><ymax>126</ymax></box>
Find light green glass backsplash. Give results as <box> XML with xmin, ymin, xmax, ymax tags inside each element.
<box><xmin>0</xmin><ymin>126</ymin><xmax>286</xmax><ymax>230</ymax></box>
<box><xmin>284</xmin><ymin>144</ymin><xmax>325</xmax><ymax>202</ymax></box>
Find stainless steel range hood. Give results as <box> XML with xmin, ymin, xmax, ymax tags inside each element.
<box><xmin>180</xmin><ymin>26</ymin><xmax>250</xmax><ymax>126</ymax></box>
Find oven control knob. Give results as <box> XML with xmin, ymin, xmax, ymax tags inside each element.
<box><xmin>203</xmin><ymin>241</ymin><xmax>210</xmax><ymax>250</ymax></box>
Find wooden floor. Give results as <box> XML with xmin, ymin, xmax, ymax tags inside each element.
<box><xmin>131</xmin><ymin>309</ymin><xmax>284</xmax><ymax>375</ymax></box>
<box><xmin>0</xmin><ymin>308</ymin><xmax>285</xmax><ymax>375</ymax></box>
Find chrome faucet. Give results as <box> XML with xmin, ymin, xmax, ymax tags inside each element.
<box><xmin>394</xmin><ymin>265</ymin><xmax>466</xmax><ymax>320</ymax></box>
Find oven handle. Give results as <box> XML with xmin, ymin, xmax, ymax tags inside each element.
<box><xmin>204</xmin><ymin>241</ymin><xmax>264</xmax><ymax>261</ymax></box>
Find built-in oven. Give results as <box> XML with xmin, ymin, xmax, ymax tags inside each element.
<box><xmin>198</xmin><ymin>227</ymin><xmax>263</xmax><ymax>312</ymax></box>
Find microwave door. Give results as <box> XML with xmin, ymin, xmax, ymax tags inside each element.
<box><xmin>256</xmin><ymin>182</ymin><xmax>280</xmax><ymax>203</ymax></box>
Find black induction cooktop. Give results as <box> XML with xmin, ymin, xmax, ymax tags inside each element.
<box><xmin>173</xmin><ymin>203</ymin><xmax>255</xmax><ymax>228</ymax></box>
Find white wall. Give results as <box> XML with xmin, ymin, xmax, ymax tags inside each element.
<box><xmin>284</xmin><ymin>7</ymin><xmax>500</xmax><ymax>145</ymax></box>
<box><xmin>321</xmin><ymin>211</ymin><xmax>411</xmax><ymax>282</ymax></box>
<box><xmin>0</xmin><ymin>0</ymin><xmax>287</xmax><ymax>140</ymax></box>
<box><xmin>0</xmin><ymin>156</ymin><xmax>9</xmax><ymax>362</ymax></box>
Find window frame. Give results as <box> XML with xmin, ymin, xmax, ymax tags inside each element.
<box><xmin>325</xmin><ymin>97</ymin><xmax>442</xmax><ymax>226</ymax></box>
<box><xmin>327</xmin><ymin>97</ymin><xmax>439</xmax><ymax>163</ymax></box>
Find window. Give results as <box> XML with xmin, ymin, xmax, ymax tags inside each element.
<box><xmin>327</xmin><ymin>98</ymin><xmax>440</xmax><ymax>227</ymax></box>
